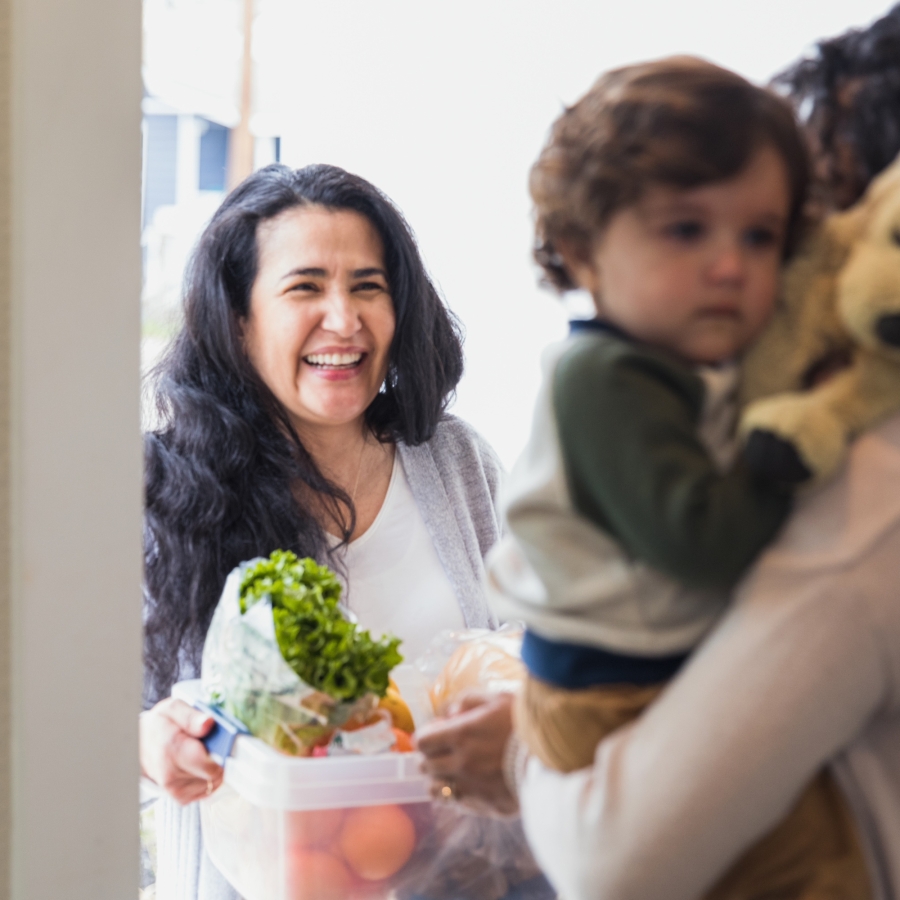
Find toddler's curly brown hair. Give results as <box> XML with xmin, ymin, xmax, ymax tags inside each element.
<box><xmin>530</xmin><ymin>56</ymin><xmax>811</xmax><ymax>291</ymax></box>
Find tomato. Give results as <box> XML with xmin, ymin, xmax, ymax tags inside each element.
<box><xmin>391</xmin><ymin>728</ymin><xmax>415</xmax><ymax>753</ymax></box>
<box><xmin>338</xmin><ymin>804</ymin><xmax>416</xmax><ymax>881</ymax></box>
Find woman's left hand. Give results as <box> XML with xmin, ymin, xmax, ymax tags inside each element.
<box><xmin>415</xmin><ymin>691</ymin><xmax>518</xmax><ymax>816</ymax></box>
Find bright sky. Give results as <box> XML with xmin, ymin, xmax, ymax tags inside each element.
<box><xmin>155</xmin><ymin>0</ymin><xmax>896</xmax><ymax>466</ymax></box>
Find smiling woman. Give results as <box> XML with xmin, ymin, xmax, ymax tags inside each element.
<box><xmin>141</xmin><ymin>164</ymin><xmax>476</xmax><ymax>709</ymax></box>
<box><xmin>241</xmin><ymin>206</ymin><xmax>399</xmax><ymax>539</ymax></box>
<box><xmin>137</xmin><ymin>164</ymin><xmax>540</xmax><ymax>900</ymax></box>
<box><xmin>242</xmin><ymin>208</ymin><xmax>396</xmax><ymax>438</ymax></box>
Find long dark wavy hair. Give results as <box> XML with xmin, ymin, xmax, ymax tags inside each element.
<box><xmin>143</xmin><ymin>164</ymin><xmax>464</xmax><ymax>705</ymax></box>
<box><xmin>773</xmin><ymin>3</ymin><xmax>900</xmax><ymax>209</ymax></box>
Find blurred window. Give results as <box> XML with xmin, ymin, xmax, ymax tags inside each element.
<box><xmin>199</xmin><ymin>119</ymin><xmax>229</xmax><ymax>191</ymax></box>
<box><xmin>143</xmin><ymin>114</ymin><xmax>177</xmax><ymax>229</ymax></box>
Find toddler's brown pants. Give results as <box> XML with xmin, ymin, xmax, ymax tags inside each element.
<box><xmin>516</xmin><ymin>674</ymin><xmax>871</xmax><ymax>900</ymax></box>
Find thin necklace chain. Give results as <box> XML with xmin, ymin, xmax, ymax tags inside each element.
<box><xmin>345</xmin><ymin>433</ymin><xmax>370</xmax><ymax>611</ymax></box>
<box><xmin>350</xmin><ymin>431</ymin><xmax>367</xmax><ymax>505</ymax></box>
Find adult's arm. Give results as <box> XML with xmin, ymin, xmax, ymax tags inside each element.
<box><xmin>520</xmin><ymin>417</ymin><xmax>900</xmax><ymax>900</ymax></box>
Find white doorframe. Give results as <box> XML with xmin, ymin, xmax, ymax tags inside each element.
<box><xmin>3</xmin><ymin>0</ymin><xmax>143</xmax><ymax>896</ymax></box>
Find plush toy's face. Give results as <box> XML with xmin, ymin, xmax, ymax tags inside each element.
<box><xmin>837</xmin><ymin>159</ymin><xmax>900</xmax><ymax>357</ymax></box>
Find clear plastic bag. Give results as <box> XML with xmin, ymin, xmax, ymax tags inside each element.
<box><xmin>399</xmin><ymin>625</ymin><xmax>553</xmax><ymax>900</ymax></box>
<box><xmin>418</xmin><ymin>623</ymin><xmax>526</xmax><ymax>715</ymax></box>
<box><xmin>201</xmin><ymin>562</ymin><xmax>387</xmax><ymax>757</ymax></box>
<box><xmin>394</xmin><ymin>803</ymin><xmax>551</xmax><ymax>900</ymax></box>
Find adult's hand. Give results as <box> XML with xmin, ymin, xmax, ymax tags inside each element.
<box><xmin>415</xmin><ymin>691</ymin><xmax>518</xmax><ymax>816</ymax></box>
<box><xmin>140</xmin><ymin>697</ymin><xmax>224</xmax><ymax>805</ymax></box>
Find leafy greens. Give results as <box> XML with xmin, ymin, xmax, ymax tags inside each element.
<box><xmin>239</xmin><ymin>550</ymin><xmax>402</xmax><ymax>703</ymax></box>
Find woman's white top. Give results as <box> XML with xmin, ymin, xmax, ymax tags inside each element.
<box><xmin>331</xmin><ymin>454</ymin><xmax>464</xmax><ymax>663</ymax></box>
<box><xmin>155</xmin><ymin>418</ymin><xmax>504</xmax><ymax>900</ymax></box>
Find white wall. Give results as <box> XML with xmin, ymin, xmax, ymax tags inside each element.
<box><xmin>256</xmin><ymin>0</ymin><xmax>893</xmax><ymax>466</ymax></box>
<box><xmin>4</xmin><ymin>0</ymin><xmax>143</xmax><ymax>895</ymax></box>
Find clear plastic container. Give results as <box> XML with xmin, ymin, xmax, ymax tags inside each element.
<box><xmin>173</xmin><ymin>680</ymin><xmax>433</xmax><ymax>900</ymax></box>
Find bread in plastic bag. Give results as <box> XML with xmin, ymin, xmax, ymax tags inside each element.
<box><xmin>420</xmin><ymin>624</ymin><xmax>525</xmax><ymax>715</ymax></box>
<box><xmin>399</xmin><ymin>624</ymin><xmax>553</xmax><ymax>900</ymax></box>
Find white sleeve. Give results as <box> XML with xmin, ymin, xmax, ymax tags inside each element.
<box><xmin>519</xmin><ymin>549</ymin><xmax>891</xmax><ymax>900</ymax></box>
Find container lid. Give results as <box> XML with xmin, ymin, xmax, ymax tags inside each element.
<box><xmin>173</xmin><ymin>679</ymin><xmax>432</xmax><ymax>811</ymax></box>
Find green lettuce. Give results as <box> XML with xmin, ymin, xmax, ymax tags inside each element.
<box><xmin>239</xmin><ymin>550</ymin><xmax>402</xmax><ymax>702</ymax></box>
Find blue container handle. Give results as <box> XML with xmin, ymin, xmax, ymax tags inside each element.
<box><xmin>193</xmin><ymin>700</ymin><xmax>250</xmax><ymax>766</ymax></box>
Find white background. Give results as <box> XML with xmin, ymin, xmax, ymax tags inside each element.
<box><xmin>248</xmin><ymin>1</ymin><xmax>892</xmax><ymax>465</ymax></box>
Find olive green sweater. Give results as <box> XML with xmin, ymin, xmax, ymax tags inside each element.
<box><xmin>488</xmin><ymin>323</ymin><xmax>792</xmax><ymax>656</ymax></box>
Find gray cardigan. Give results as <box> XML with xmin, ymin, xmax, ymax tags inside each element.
<box><xmin>154</xmin><ymin>416</ymin><xmax>503</xmax><ymax>900</ymax></box>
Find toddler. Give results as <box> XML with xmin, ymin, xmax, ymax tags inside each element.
<box><xmin>490</xmin><ymin>58</ymin><xmax>870</xmax><ymax>900</ymax></box>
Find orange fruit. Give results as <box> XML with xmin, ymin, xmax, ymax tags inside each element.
<box><xmin>391</xmin><ymin>728</ymin><xmax>414</xmax><ymax>753</ymax></box>
<box><xmin>287</xmin><ymin>849</ymin><xmax>353</xmax><ymax>900</ymax></box>
<box><xmin>338</xmin><ymin>804</ymin><xmax>416</xmax><ymax>881</ymax></box>
<box><xmin>286</xmin><ymin>808</ymin><xmax>345</xmax><ymax>850</ymax></box>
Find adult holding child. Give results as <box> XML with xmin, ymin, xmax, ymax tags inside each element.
<box><xmin>420</xmin><ymin>52</ymin><xmax>900</xmax><ymax>900</ymax></box>
<box><xmin>138</xmin><ymin>164</ymin><xmax>545</xmax><ymax>899</ymax></box>
<box><xmin>514</xmin><ymin>52</ymin><xmax>900</xmax><ymax>898</ymax></box>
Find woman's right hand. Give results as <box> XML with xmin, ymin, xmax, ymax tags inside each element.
<box><xmin>140</xmin><ymin>697</ymin><xmax>224</xmax><ymax>804</ymax></box>
<box><xmin>416</xmin><ymin>691</ymin><xmax>519</xmax><ymax>816</ymax></box>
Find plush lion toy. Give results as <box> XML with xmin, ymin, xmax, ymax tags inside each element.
<box><xmin>740</xmin><ymin>152</ymin><xmax>900</xmax><ymax>485</ymax></box>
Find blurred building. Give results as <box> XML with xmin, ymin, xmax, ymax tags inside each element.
<box><xmin>141</xmin><ymin>0</ymin><xmax>279</xmax><ymax>369</ymax></box>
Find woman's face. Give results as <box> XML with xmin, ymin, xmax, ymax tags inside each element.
<box><xmin>242</xmin><ymin>205</ymin><xmax>396</xmax><ymax>435</ymax></box>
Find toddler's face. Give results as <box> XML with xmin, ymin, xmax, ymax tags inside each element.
<box><xmin>581</xmin><ymin>144</ymin><xmax>790</xmax><ymax>365</ymax></box>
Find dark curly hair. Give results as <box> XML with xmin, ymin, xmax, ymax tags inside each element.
<box><xmin>530</xmin><ymin>56</ymin><xmax>811</xmax><ymax>291</ymax></box>
<box><xmin>773</xmin><ymin>3</ymin><xmax>900</xmax><ymax>210</ymax></box>
<box><xmin>143</xmin><ymin>164</ymin><xmax>464</xmax><ymax>705</ymax></box>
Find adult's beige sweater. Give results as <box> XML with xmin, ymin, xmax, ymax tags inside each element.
<box><xmin>519</xmin><ymin>413</ymin><xmax>900</xmax><ymax>900</ymax></box>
